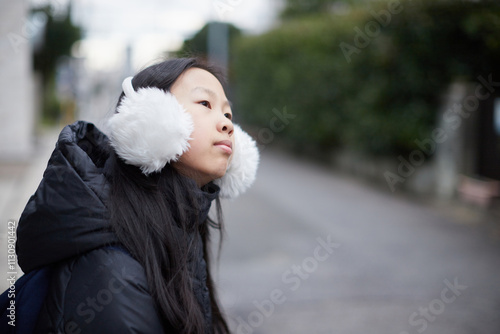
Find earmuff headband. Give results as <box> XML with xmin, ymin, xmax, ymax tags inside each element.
<box><xmin>106</xmin><ymin>77</ymin><xmax>259</xmax><ymax>198</ymax></box>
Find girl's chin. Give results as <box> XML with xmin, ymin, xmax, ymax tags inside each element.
<box><xmin>210</xmin><ymin>170</ymin><xmax>227</xmax><ymax>182</ymax></box>
<box><xmin>209</xmin><ymin>164</ymin><xmax>229</xmax><ymax>181</ymax></box>
<box><xmin>173</xmin><ymin>158</ymin><xmax>229</xmax><ymax>186</ymax></box>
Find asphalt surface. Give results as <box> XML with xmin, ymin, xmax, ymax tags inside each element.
<box><xmin>217</xmin><ymin>149</ymin><xmax>500</xmax><ymax>334</ymax></box>
<box><xmin>1</xmin><ymin>129</ymin><xmax>499</xmax><ymax>333</ymax></box>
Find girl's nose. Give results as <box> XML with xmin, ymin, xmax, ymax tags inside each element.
<box><xmin>219</xmin><ymin>115</ymin><xmax>234</xmax><ymax>136</ymax></box>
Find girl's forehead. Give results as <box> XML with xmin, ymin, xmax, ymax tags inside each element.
<box><xmin>173</xmin><ymin>68</ymin><xmax>224</xmax><ymax>94</ymax></box>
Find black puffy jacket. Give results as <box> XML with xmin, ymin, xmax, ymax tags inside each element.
<box><xmin>16</xmin><ymin>121</ymin><xmax>218</xmax><ymax>333</ymax></box>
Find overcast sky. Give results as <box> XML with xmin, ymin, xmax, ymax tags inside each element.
<box><xmin>32</xmin><ymin>0</ymin><xmax>282</xmax><ymax>71</ymax></box>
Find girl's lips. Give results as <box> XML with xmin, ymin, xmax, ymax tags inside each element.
<box><xmin>214</xmin><ymin>140</ymin><xmax>232</xmax><ymax>154</ymax></box>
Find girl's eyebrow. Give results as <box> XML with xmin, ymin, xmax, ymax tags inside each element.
<box><xmin>191</xmin><ymin>86</ymin><xmax>232</xmax><ymax>109</ymax></box>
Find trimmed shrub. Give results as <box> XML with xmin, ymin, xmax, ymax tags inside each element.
<box><xmin>231</xmin><ymin>0</ymin><xmax>500</xmax><ymax>156</ymax></box>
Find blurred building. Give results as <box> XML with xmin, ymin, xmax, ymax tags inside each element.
<box><xmin>73</xmin><ymin>44</ymin><xmax>134</xmax><ymax>129</ymax></box>
<box><xmin>0</xmin><ymin>1</ymin><xmax>36</xmax><ymax>161</ymax></box>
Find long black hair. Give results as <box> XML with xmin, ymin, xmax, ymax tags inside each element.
<box><xmin>107</xmin><ymin>58</ymin><xmax>230</xmax><ymax>333</ymax></box>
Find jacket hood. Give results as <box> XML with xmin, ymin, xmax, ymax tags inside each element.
<box><xmin>17</xmin><ymin>121</ymin><xmax>118</xmax><ymax>273</ymax></box>
<box><xmin>16</xmin><ymin>121</ymin><xmax>220</xmax><ymax>274</ymax></box>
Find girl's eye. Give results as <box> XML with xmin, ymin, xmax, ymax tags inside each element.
<box><xmin>224</xmin><ymin>113</ymin><xmax>232</xmax><ymax>120</ymax></box>
<box><xmin>199</xmin><ymin>101</ymin><xmax>211</xmax><ymax>109</ymax></box>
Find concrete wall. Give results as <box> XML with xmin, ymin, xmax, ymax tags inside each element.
<box><xmin>434</xmin><ymin>82</ymin><xmax>477</xmax><ymax>199</ymax></box>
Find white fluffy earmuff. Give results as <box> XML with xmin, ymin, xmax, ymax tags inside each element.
<box><xmin>107</xmin><ymin>77</ymin><xmax>193</xmax><ymax>175</ymax></box>
<box><xmin>215</xmin><ymin>124</ymin><xmax>260</xmax><ymax>199</ymax></box>
<box><xmin>106</xmin><ymin>76</ymin><xmax>260</xmax><ymax>199</ymax></box>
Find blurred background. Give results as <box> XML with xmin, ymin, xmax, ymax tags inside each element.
<box><xmin>1</xmin><ymin>0</ymin><xmax>500</xmax><ymax>333</ymax></box>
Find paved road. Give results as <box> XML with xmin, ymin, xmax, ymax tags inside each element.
<box><xmin>217</xmin><ymin>149</ymin><xmax>500</xmax><ymax>334</ymax></box>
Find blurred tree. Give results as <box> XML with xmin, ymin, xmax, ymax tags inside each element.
<box><xmin>176</xmin><ymin>22</ymin><xmax>241</xmax><ymax>57</ymax></box>
<box><xmin>281</xmin><ymin>0</ymin><xmax>336</xmax><ymax>18</ymax></box>
<box><xmin>280</xmin><ymin>0</ymin><xmax>368</xmax><ymax>19</ymax></box>
<box><xmin>32</xmin><ymin>3</ymin><xmax>82</xmax><ymax>123</ymax></box>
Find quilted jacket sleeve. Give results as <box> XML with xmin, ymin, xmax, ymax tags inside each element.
<box><xmin>60</xmin><ymin>248</ymin><xmax>166</xmax><ymax>333</ymax></box>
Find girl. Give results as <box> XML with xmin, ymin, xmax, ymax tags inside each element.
<box><xmin>14</xmin><ymin>58</ymin><xmax>259</xmax><ymax>333</ymax></box>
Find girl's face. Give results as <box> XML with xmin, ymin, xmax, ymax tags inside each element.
<box><xmin>170</xmin><ymin>68</ymin><xmax>234</xmax><ymax>187</ymax></box>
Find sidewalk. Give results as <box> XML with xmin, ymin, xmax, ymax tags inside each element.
<box><xmin>0</xmin><ymin>126</ymin><xmax>61</xmax><ymax>291</ymax></box>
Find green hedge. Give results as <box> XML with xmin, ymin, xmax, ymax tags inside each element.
<box><xmin>230</xmin><ymin>0</ymin><xmax>500</xmax><ymax>156</ymax></box>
